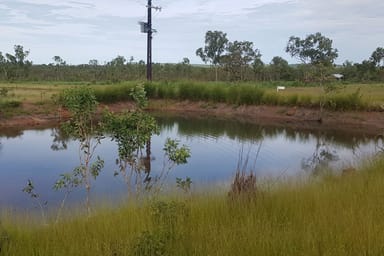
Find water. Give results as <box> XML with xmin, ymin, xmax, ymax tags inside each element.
<box><xmin>0</xmin><ymin>114</ymin><xmax>379</xmax><ymax>209</ymax></box>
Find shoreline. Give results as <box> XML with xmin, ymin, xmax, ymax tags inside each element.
<box><xmin>1</xmin><ymin>100</ymin><xmax>383</xmax><ymax>136</ymax></box>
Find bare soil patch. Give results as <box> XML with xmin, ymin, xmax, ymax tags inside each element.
<box><xmin>1</xmin><ymin>100</ymin><xmax>383</xmax><ymax>136</ymax></box>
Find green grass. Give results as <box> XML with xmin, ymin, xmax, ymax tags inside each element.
<box><xmin>1</xmin><ymin>81</ymin><xmax>383</xmax><ymax>111</ymax></box>
<box><xmin>2</xmin><ymin>156</ymin><xmax>384</xmax><ymax>255</ymax></box>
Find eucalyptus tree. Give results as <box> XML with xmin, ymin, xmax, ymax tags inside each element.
<box><xmin>370</xmin><ymin>47</ymin><xmax>384</xmax><ymax>67</ymax></box>
<box><xmin>3</xmin><ymin>45</ymin><xmax>32</xmax><ymax>80</ymax></box>
<box><xmin>52</xmin><ymin>56</ymin><xmax>66</xmax><ymax>80</ymax></box>
<box><xmin>57</xmin><ymin>86</ymin><xmax>105</xmax><ymax>214</ymax></box>
<box><xmin>196</xmin><ymin>30</ymin><xmax>229</xmax><ymax>81</ymax></box>
<box><xmin>286</xmin><ymin>32</ymin><xmax>338</xmax><ymax>83</ymax></box>
<box><xmin>286</xmin><ymin>32</ymin><xmax>338</xmax><ymax>66</ymax></box>
<box><xmin>221</xmin><ymin>40</ymin><xmax>261</xmax><ymax>81</ymax></box>
<box><xmin>269</xmin><ymin>56</ymin><xmax>292</xmax><ymax>81</ymax></box>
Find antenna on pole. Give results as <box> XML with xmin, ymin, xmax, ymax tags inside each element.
<box><xmin>138</xmin><ymin>0</ymin><xmax>161</xmax><ymax>81</ymax></box>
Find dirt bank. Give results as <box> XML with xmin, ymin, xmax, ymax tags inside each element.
<box><xmin>1</xmin><ymin>100</ymin><xmax>383</xmax><ymax>136</ymax></box>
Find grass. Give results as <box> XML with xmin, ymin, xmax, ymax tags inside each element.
<box><xmin>1</xmin><ymin>155</ymin><xmax>384</xmax><ymax>255</ymax></box>
<box><xmin>1</xmin><ymin>81</ymin><xmax>383</xmax><ymax>111</ymax></box>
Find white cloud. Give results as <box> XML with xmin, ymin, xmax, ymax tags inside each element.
<box><xmin>0</xmin><ymin>0</ymin><xmax>383</xmax><ymax>64</ymax></box>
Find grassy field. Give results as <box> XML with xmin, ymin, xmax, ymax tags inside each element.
<box><xmin>1</xmin><ymin>155</ymin><xmax>384</xmax><ymax>255</ymax></box>
<box><xmin>0</xmin><ymin>81</ymin><xmax>383</xmax><ymax>111</ymax></box>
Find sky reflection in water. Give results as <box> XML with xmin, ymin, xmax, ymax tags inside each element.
<box><xmin>0</xmin><ymin>116</ymin><xmax>378</xmax><ymax>209</ymax></box>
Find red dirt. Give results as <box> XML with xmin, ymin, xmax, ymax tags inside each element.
<box><xmin>1</xmin><ymin>100</ymin><xmax>383</xmax><ymax>136</ymax></box>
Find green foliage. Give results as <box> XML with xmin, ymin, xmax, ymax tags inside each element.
<box><xmin>222</xmin><ymin>40</ymin><xmax>261</xmax><ymax>81</ymax></box>
<box><xmin>176</xmin><ymin>177</ymin><xmax>192</xmax><ymax>194</ymax></box>
<box><xmin>286</xmin><ymin>32</ymin><xmax>338</xmax><ymax>66</ymax></box>
<box><xmin>134</xmin><ymin>200</ymin><xmax>189</xmax><ymax>256</ymax></box>
<box><xmin>104</xmin><ymin>111</ymin><xmax>158</xmax><ymax>160</ymax></box>
<box><xmin>370</xmin><ymin>47</ymin><xmax>384</xmax><ymax>67</ymax></box>
<box><xmin>5</xmin><ymin>157</ymin><xmax>384</xmax><ymax>255</ymax></box>
<box><xmin>22</xmin><ymin>179</ymin><xmax>47</xmax><ymax>223</ymax></box>
<box><xmin>163</xmin><ymin>138</ymin><xmax>190</xmax><ymax>165</ymax></box>
<box><xmin>0</xmin><ymin>88</ymin><xmax>8</xmax><ymax>97</ymax></box>
<box><xmin>59</xmin><ymin>86</ymin><xmax>104</xmax><ymax>214</ymax></box>
<box><xmin>196</xmin><ymin>30</ymin><xmax>228</xmax><ymax>66</ymax></box>
<box><xmin>0</xmin><ymin>100</ymin><xmax>21</xmax><ymax>109</ymax></box>
<box><xmin>130</xmin><ymin>83</ymin><xmax>148</xmax><ymax>109</ymax></box>
<box><xmin>323</xmin><ymin>88</ymin><xmax>365</xmax><ymax>111</ymax></box>
<box><xmin>102</xmin><ymin>85</ymin><xmax>190</xmax><ymax>197</ymax></box>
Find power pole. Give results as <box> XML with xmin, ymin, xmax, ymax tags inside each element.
<box><xmin>147</xmin><ymin>0</ymin><xmax>152</xmax><ymax>81</ymax></box>
<box><xmin>139</xmin><ymin>1</ymin><xmax>161</xmax><ymax>81</ymax></box>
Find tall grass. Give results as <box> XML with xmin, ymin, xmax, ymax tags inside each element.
<box><xmin>143</xmin><ymin>81</ymin><xmax>372</xmax><ymax>110</ymax></box>
<box><xmin>1</xmin><ymin>81</ymin><xmax>382</xmax><ymax>111</ymax></box>
<box><xmin>2</xmin><ymin>156</ymin><xmax>384</xmax><ymax>255</ymax></box>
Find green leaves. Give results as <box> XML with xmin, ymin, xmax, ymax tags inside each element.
<box><xmin>286</xmin><ymin>32</ymin><xmax>338</xmax><ymax>66</ymax></box>
<box><xmin>163</xmin><ymin>138</ymin><xmax>191</xmax><ymax>165</ymax></box>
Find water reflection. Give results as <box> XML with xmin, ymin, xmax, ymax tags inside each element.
<box><xmin>0</xmin><ymin>115</ymin><xmax>379</xmax><ymax>209</ymax></box>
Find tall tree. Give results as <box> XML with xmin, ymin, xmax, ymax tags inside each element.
<box><xmin>286</xmin><ymin>32</ymin><xmax>338</xmax><ymax>66</ymax></box>
<box><xmin>196</xmin><ymin>30</ymin><xmax>228</xmax><ymax>81</ymax></box>
<box><xmin>269</xmin><ymin>56</ymin><xmax>292</xmax><ymax>80</ymax></box>
<box><xmin>370</xmin><ymin>47</ymin><xmax>384</xmax><ymax>67</ymax></box>
<box><xmin>222</xmin><ymin>40</ymin><xmax>261</xmax><ymax>81</ymax></box>
<box><xmin>4</xmin><ymin>45</ymin><xmax>32</xmax><ymax>80</ymax></box>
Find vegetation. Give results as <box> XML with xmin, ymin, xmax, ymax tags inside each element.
<box><xmin>1</xmin><ymin>155</ymin><xmax>384</xmax><ymax>255</ymax></box>
<box><xmin>0</xmin><ymin>31</ymin><xmax>383</xmax><ymax>83</ymax></box>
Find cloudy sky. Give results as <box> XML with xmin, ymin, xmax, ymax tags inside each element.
<box><xmin>0</xmin><ymin>0</ymin><xmax>383</xmax><ymax>65</ymax></box>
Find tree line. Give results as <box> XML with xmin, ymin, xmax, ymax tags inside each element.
<box><xmin>0</xmin><ymin>31</ymin><xmax>383</xmax><ymax>83</ymax></box>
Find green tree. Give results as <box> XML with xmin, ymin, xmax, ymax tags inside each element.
<box><xmin>286</xmin><ymin>32</ymin><xmax>338</xmax><ymax>66</ymax></box>
<box><xmin>3</xmin><ymin>45</ymin><xmax>32</xmax><ymax>80</ymax></box>
<box><xmin>252</xmin><ymin>58</ymin><xmax>265</xmax><ymax>81</ymax></box>
<box><xmin>108</xmin><ymin>55</ymin><xmax>126</xmax><ymax>67</ymax></box>
<box><xmin>52</xmin><ymin>56</ymin><xmax>66</xmax><ymax>80</ymax></box>
<box><xmin>269</xmin><ymin>56</ymin><xmax>292</xmax><ymax>81</ymax></box>
<box><xmin>370</xmin><ymin>47</ymin><xmax>384</xmax><ymax>67</ymax></box>
<box><xmin>196</xmin><ymin>30</ymin><xmax>229</xmax><ymax>81</ymax></box>
<box><xmin>222</xmin><ymin>40</ymin><xmax>261</xmax><ymax>81</ymax></box>
<box><xmin>59</xmin><ymin>86</ymin><xmax>104</xmax><ymax>214</ymax></box>
<box><xmin>286</xmin><ymin>33</ymin><xmax>338</xmax><ymax>83</ymax></box>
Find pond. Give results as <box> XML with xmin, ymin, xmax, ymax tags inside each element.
<box><xmin>0</xmin><ymin>114</ymin><xmax>380</xmax><ymax>210</ymax></box>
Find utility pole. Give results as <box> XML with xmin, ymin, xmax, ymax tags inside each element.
<box><xmin>147</xmin><ymin>0</ymin><xmax>152</xmax><ymax>81</ymax></box>
<box><xmin>139</xmin><ymin>1</ymin><xmax>161</xmax><ymax>81</ymax></box>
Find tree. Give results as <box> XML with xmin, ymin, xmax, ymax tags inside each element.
<box><xmin>269</xmin><ymin>56</ymin><xmax>292</xmax><ymax>81</ymax></box>
<box><xmin>3</xmin><ymin>45</ymin><xmax>32</xmax><ymax>80</ymax></box>
<box><xmin>252</xmin><ymin>58</ymin><xmax>265</xmax><ymax>81</ymax></box>
<box><xmin>59</xmin><ymin>86</ymin><xmax>104</xmax><ymax>214</ymax></box>
<box><xmin>221</xmin><ymin>40</ymin><xmax>261</xmax><ymax>81</ymax></box>
<box><xmin>370</xmin><ymin>47</ymin><xmax>384</xmax><ymax>67</ymax></box>
<box><xmin>53</xmin><ymin>56</ymin><xmax>66</xmax><ymax>66</ymax></box>
<box><xmin>108</xmin><ymin>55</ymin><xmax>126</xmax><ymax>67</ymax></box>
<box><xmin>286</xmin><ymin>32</ymin><xmax>338</xmax><ymax>66</ymax></box>
<box><xmin>52</xmin><ymin>56</ymin><xmax>66</xmax><ymax>80</ymax></box>
<box><xmin>196</xmin><ymin>30</ymin><xmax>228</xmax><ymax>81</ymax></box>
<box><xmin>88</xmin><ymin>59</ymin><xmax>99</xmax><ymax>66</ymax></box>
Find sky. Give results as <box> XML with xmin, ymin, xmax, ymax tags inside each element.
<box><xmin>0</xmin><ymin>0</ymin><xmax>383</xmax><ymax>65</ymax></box>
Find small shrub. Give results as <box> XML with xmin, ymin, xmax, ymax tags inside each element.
<box><xmin>134</xmin><ymin>231</ymin><xmax>168</xmax><ymax>256</ymax></box>
<box><xmin>0</xmin><ymin>88</ymin><xmax>8</xmax><ymax>97</ymax></box>
<box><xmin>0</xmin><ymin>100</ymin><xmax>21</xmax><ymax>109</ymax></box>
<box><xmin>134</xmin><ymin>200</ymin><xmax>189</xmax><ymax>256</ymax></box>
<box><xmin>228</xmin><ymin>170</ymin><xmax>257</xmax><ymax>201</ymax></box>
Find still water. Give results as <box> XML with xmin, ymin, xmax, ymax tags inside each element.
<box><xmin>0</xmin><ymin>115</ymin><xmax>379</xmax><ymax>209</ymax></box>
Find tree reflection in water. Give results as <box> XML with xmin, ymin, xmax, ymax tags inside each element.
<box><xmin>50</xmin><ymin>128</ymin><xmax>69</xmax><ymax>151</ymax></box>
<box><xmin>301</xmin><ymin>135</ymin><xmax>340</xmax><ymax>175</ymax></box>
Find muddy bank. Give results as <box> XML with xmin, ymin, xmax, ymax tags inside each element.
<box><xmin>1</xmin><ymin>100</ymin><xmax>383</xmax><ymax>136</ymax></box>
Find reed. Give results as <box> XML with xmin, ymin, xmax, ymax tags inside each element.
<box><xmin>2</xmin><ymin>156</ymin><xmax>384</xmax><ymax>255</ymax></box>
